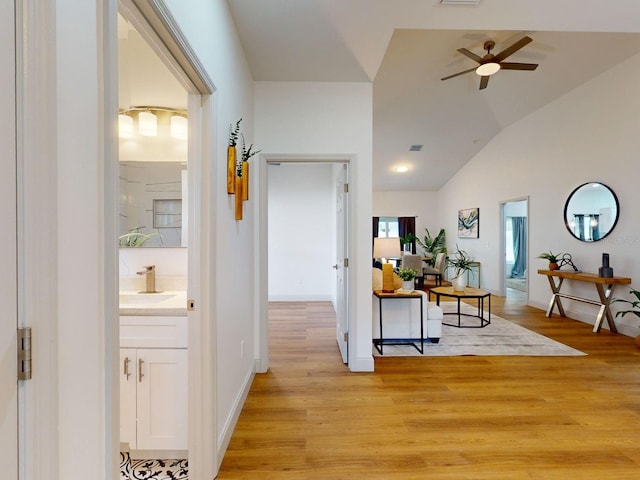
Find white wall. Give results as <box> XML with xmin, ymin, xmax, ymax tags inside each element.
<box><xmin>255</xmin><ymin>81</ymin><xmax>374</xmax><ymax>371</ymax></box>
<box><xmin>268</xmin><ymin>163</ymin><xmax>334</xmax><ymax>301</ymax></box>
<box><xmin>164</xmin><ymin>0</ymin><xmax>257</xmax><ymax>464</ymax></box>
<box><xmin>438</xmin><ymin>51</ymin><xmax>640</xmax><ymax>336</ymax></box>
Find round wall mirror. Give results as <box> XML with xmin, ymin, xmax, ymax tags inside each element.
<box><xmin>564</xmin><ymin>182</ymin><xmax>619</xmax><ymax>242</ymax></box>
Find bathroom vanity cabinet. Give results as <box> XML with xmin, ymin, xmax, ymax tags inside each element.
<box><xmin>119</xmin><ymin>315</ymin><xmax>187</xmax><ymax>455</ymax></box>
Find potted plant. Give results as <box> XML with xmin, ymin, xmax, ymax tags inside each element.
<box><xmin>396</xmin><ymin>267</ymin><xmax>418</xmax><ymax>291</ymax></box>
<box><xmin>537</xmin><ymin>251</ymin><xmax>562</xmax><ymax>270</ymax></box>
<box><xmin>238</xmin><ymin>134</ymin><xmax>261</xmax><ymax>201</ymax></box>
<box><xmin>612</xmin><ymin>287</ymin><xmax>640</xmax><ymax>347</ymax></box>
<box><xmin>400</xmin><ymin>233</ymin><xmax>416</xmax><ymax>253</ymax></box>
<box><xmin>447</xmin><ymin>245</ymin><xmax>474</xmax><ymax>291</ymax></box>
<box><xmin>227</xmin><ymin>118</ymin><xmax>242</xmax><ymax>194</ymax></box>
<box><xmin>416</xmin><ymin>228</ymin><xmax>447</xmax><ymax>266</ymax></box>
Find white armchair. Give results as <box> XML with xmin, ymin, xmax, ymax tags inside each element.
<box><xmin>372</xmin><ymin>268</ymin><xmax>442</xmax><ymax>344</ymax></box>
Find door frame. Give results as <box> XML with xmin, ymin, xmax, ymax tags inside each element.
<box><xmin>256</xmin><ymin>154</ymin><xmax>353</xmax><ymax>373</ymax></box>
<box><xmin>499</xmin><ymin>197</ymin><xmax>529</xmax><ymax>299</ymax></box>
<box><xmin>115</xmin><ymin>1</ymin><xmax>217</xmax><ymax>478</ymax></box>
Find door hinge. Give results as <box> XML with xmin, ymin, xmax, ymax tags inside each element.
<box><xmin>343</xmin><ymin>183</ymin><xmax>349</xmax><ymax>193</ymax></box>
<box><xmin>344</xmin><ymin>332</ymin><xmax>348</xmax><ymax>342</ymax></box>
<box><xmin>343</xmin><ymin>258</ymin><xmax>349</xmax><ymax>268</ymax></box>
<box><xmin>18</xmin><ymin>327</ymin><xmax>32</xmax><ymax>380</ymax></box>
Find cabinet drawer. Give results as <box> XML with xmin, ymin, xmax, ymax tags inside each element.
<box><xmin>120</xmin><ymin>316</ymin><xmax>187</xmax><ymax>348</ymax></box>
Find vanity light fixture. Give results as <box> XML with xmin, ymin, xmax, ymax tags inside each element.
<box><xmin>118</xmin><ymin>106</ymin><xmax>188</xmax><ymax>139</ymax></box>
<box><xmin>138</xmin><ymin>110</ymin><xmax>157</xmax><ymax>137</ymax></box>
<box><xmin>170</xmin><ymin>114</ymin><xmax>188</xmax><ymax>139</ymax></box>
<box><xmin>118</xmin><ymin>113</ymin><xmax>134</xmax><ymax>138</ymax></box>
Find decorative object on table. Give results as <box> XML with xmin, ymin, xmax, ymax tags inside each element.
<box><xmin>400</xmin><ymin>233</ymin><xmax>416</xmax><ymax>253</ymax></box>
<box><xmin>557</xmin><ymin>253</ymin><xmax>580</xmax><ymax>272</ymax></box>
<box><xmin>396</xmin><ymin>267</ymin><xmax>418</xmax><ymax>291</ymax></box>
<box><xmin>416</xmin><ymin>227</ymin><xmax>447</xmax><ymax>267</ymax></box>
<box><xmin>598</xmin><ymin>252</ymin><xmax>614</xmax><ymax>278</ymax></box>
<box><xmin>537</xmin><ymin>251</ymin><xmax>563</xmax><ymax>271</ymax></box>
<box><xmin>612</xmin><ymin>286</ymin><xmax>640</xmax><ymax>347</ymax></box>
<box><xmin>448</xmin><ymin>245</ymin><xmax>475</xmax><ymax>291</ymax></box>
<box><xmin>458</xmin><ymin>208</ymin><xmax>479</xmax><ymax>238</ymax></box>
<box><xmin>240</xmin><ymin>134</ymin><xmax>261</xmax><ymax>201</ymax></box>
<box><xmin>373</xmin><ymin>237</ymin><xmax>401</xmax><ymax>293</ymax></box>
<box><xmin>227</xmin><ymin>118</ymin><xmax>242</xmax><ymax>194</ymax></box>
<box><xmin>564</xmin><ymin>182</ymin><xmax>620</xmax><ymax>243</ymax></box>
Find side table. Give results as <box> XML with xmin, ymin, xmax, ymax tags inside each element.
<box><xmin>372</xmin><ymin>290</ymin><xmax>424</xmax><ymax>355</ymax></box>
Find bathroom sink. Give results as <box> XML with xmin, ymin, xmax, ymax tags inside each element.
<box><xmin>119</xmin><ymin>292</ymin><xmax>176</xmax><ymax>305</ymax></box>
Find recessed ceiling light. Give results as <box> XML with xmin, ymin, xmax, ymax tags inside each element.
<box><xmin>394</xmin><ymin>165</ymin><xmax>409</xmax><ymax>173</ymax></box>
<box><xmin>440</xmin><ymin>0</ymin><xmax>481</xmax><ymax>5</ymax></box>
<box><xmin>409</xmin><ymin>145</ymin><xmax>423</xmax><ymax>152</ymax></box>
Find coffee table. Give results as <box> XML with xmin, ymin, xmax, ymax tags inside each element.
<box><xmin>429</xmin><ymin>286</ymin><xmax>490</xmax><ymax>328</ymax></box>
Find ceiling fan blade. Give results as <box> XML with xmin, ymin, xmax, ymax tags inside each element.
<box><xmin>457</xmin><ymin>48</ymin><xmax>483</xmax><ymax>63</ymax></box>
<box><xmin>499</xmin><ymin>62</ymin><xmax>538</xmax><ymax>71</ymax></box>
<box><xmin>493</xmin><ymin>36</ymin><xmax>533</xmax><ymax>62</ymax></box>
<box><xmin>441</xmin><ymin>67</ymin><xmax>477</xmax><ymax>81</ymax></box>
<box><xmin>479</xmin><ymin>75</ymin><xmax>490</xmax><ymax>90</ymax></box>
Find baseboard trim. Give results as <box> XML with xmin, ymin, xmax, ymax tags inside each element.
<box><xmin>216</xmin><ymin>366</ymin><xmax>255</xmax><ymax>469</ymax></box>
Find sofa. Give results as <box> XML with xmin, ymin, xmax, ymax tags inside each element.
<box><xmin>372</xmin><ymin>268</ymin><xmax>443</xmax><ymax>344</ymax></box>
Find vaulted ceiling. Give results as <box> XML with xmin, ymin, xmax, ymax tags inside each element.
<box><xmin>227</xmin><ymin>0</ymin><xmax>640</xmax><ymax>191</ymax></box>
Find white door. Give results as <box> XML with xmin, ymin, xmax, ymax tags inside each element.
<box><xmin>335</xmin><ymin>164</ymin><xmax>349</xmax><ymax>363</ymax></box>
<box><xmin>136</xmin><ymin>348</ymin><xmax>188</xmax><ymax>450</ymax></box>
<box><xmin>0</xmin><ymin>0</ymin><xmax>18</xmax><ymax>477</ymax></box>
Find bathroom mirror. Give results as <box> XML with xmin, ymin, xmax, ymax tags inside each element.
<box><xmin>119</xmin><ymin>161</ymin><xmax>187</xmax><ymax>247</ymax></box>
<box><xmin>564</xmin><ymin>182</ymin><xmax>619</xmax><ymax>242</ymax></box>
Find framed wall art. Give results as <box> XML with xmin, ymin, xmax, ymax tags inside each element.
<box><xmin>458</xmin><ymin>207</ymin><xmax>479</xmax><ymax>238</ymax></box>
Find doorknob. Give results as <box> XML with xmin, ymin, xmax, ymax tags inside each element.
<box><xmin>332</xmin><ymin>264</ymin><xmax>339</xmax><ymax>269</ymax></box>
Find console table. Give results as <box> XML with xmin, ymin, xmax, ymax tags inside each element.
<box><xmin>537</xmin><ymin>269</ymin><xmax>632</xmax><ymax>333</ymax></box>
<box><xmin>372</xmin><ymin>290</ymin><xmax>424</xmax><ymax>355</ymax></box>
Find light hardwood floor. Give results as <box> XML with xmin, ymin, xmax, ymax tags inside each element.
<box><xmin>217</xmin><ymin>296</ymin><xmax>640</xmax><ymax>479</ymax></box>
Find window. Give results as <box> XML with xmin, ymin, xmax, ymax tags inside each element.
<box><xmin>153</xmin><ymin>199</ymin><xmax>182</xmax><ymax>228</ymax></box>
<box><xmin>378</xmin><ymin>216</ymin><xmax>399</xmax><ymax>238</ymax></box>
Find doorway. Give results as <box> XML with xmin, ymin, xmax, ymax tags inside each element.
<box><xmin>115</xmin><ymin>1</ymin><xmax>216</xmax><ymax>478</ymax></box>
<box><xmin>501</xmin><ymin>198</ymin><xmax>529</xmax><ymax>302</ymax></box>
<box><xmin>261</xmin><ymin>159</ymin><xmax>350</xmax><ymax>369</ymax></box>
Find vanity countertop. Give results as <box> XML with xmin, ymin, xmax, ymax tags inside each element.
<box><xmin>119</xmin><ymin>290</ymin><xmax>188</xmax><ymax>316</ymax></box>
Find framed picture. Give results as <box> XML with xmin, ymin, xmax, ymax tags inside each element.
<box><xmin>458</xmin><ymin>208</ymin><xmax>479</xmax><ymax>238</ymax></box>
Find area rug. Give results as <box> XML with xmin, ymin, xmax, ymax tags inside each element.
<box><xmin>373</xmin><ymin>302</ymin><xmax>586</xmax><ymax>357</ymax></box>
<box><xmin>120</xmin><ymin>452</ymin><xmax>188</xmax><ymax>480</ymax></box>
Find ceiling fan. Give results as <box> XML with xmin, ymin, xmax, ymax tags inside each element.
<box><xmin>441</xmin><ymin>35</ymin><xmax>538</xmax><ymax>90</ymax></box>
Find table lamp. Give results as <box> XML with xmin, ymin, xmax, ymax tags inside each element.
<box><xmin>373</xmin><ymin>237</ymin><xmax>401</xmax><ymax>293</ymax></box>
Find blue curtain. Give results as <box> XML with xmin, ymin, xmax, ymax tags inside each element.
<box><xmin>510</xmin><ymin>217</ymin><xmax>527</xmax><ymax>278</ymax></box>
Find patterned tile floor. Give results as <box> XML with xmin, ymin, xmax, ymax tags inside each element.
<box><xmin>120</xmin><ymin>452</ymin><xmax>188</xmax><ymax>480</ymax></box>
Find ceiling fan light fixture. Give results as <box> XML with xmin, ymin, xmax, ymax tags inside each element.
<box><xmin>475</xmin><ymin>62</ymin><xmax>500</xmax><ymax>76</ymax></box>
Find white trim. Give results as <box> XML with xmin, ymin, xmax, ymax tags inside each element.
<box><xmin>257</xmin><ymin>154</ymin><xmax>361</xmax><ymax>373</ymax></box>
<box><xmin>16</xmin><ymin>0</ymin><xmax>60</xmax><ymax>477</ymax></box>
<box><xmin>216</xmin><ymin>369</ymin><xmax>255</xmax><ymax>467</ymax></box>
<box><xmin>115</xmin><ymin>2</ymin><xmax>217</xmax><ymax>478</ymax></box>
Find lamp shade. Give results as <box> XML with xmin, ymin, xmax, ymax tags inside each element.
<box><xmin>170</xmin><ymin>115</ymin><xmax>188</xmax><ymax>139</ymax></box>
<box><xmin>138</xmin><ymin>110</ymin><xmax>157</xmax><ymax>136</ymax></box>
<box><xmin>118</xmin><ymin>114</ymin><xmax>133</xmax><ymax>138</ymax></box>
<box><xmin>373</xmin><ymin>237</ymin><xmax>401</xmax><ymax>260</ymax></box>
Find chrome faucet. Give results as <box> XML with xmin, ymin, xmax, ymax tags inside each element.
<box><xmin>136</xmin><ymin>265</ymin><xmax>157</xmax><ymax>293</ymax></box>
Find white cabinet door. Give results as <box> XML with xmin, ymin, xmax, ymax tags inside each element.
<box><xmin>136</xmin><ymin>348</ymin><xmax>188</xmax><ymax>450</ymax></box>
<box><xmin>119</xmin><ymin>348</ymin><xmax>138</xmax><ymax>449</ymax></box>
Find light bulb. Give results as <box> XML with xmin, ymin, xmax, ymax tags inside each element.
<box><xmin>170</xmin><ymin>115</ymin><xmax>188</xmax><ymax>139</ymax></box>
<box><xmin>138</xmin><ymin>111</ymin><xmax>157</xmax><ymax>136</ymax></box>
<box><xmin>118</xmin><ymin>114</ymin><xmax>133</xmax><ymax>138</ymax></box>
